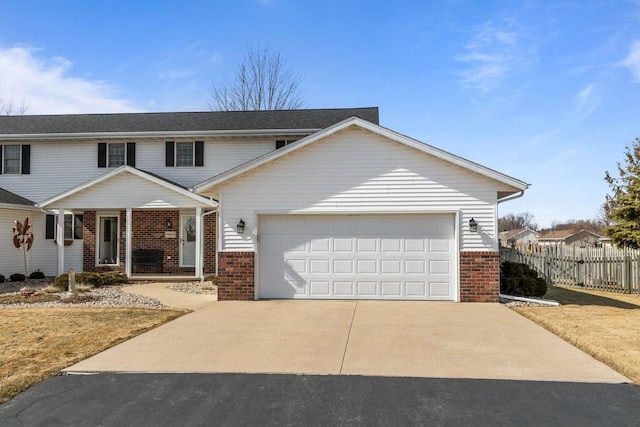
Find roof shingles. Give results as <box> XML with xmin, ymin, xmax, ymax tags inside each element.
<box><xmin>0</xmin><ymin>108</ymin><xmax>379</xmax><ymax>135</ymax></box>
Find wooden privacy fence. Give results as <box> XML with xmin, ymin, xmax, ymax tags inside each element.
<box><xmin>500</xmin><ymin>245</ymin><xmax>640</xmax><ymax>294</ymax></box>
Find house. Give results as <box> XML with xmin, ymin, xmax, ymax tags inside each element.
<box><xmin>0</xmin><ymin>107</ymin><xmax>528</xmax><ymax>302</ymax></box>
<box><xmin>499</xmin><ymin>228</ymin><xmax>540</xmax><ymax>247</ymax></box>
<box><xmin>537</xmin><ymin>229</ymin><xmax>603</xmax><ymax>247</ymax></box>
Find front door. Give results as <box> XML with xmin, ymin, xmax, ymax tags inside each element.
<box><xmin>180</xmin><ymin>215</ymin><xmax>196</xmax><ymax>267</ymax></box>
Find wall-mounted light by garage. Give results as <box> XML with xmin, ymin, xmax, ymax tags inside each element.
<box><xmin>237</xmin><ymin>219</ymin><xmax>245</xmax><ymax>234</ymax></box>
<box><xmin>167</xmin><ymin>218</ymin><xmax>173</xmax><ymax>229</ymax></box>
<box><xmin>469</xmin><ymin>218</ymin><xmax>478</xmax><ymax>233</ymax></box>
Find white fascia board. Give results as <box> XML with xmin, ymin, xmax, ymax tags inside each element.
<box><xmin>0</xmin><ymin>202</ymin><xmax>39</xmax><ymax>211</ymax></box>
<box><xmin>192</xmin><ymin>116</ymin><xmax>529</xmax><ymax>193</ymax></box>
<box><xmin>38</xmin><ymin>166</ymin><xmax>217</xmax><ymax>208</ymax></box>
<box><xmin>0</xmin><ymin>128</ymin><xmax>321</xmax><ymax>141</ymax></box>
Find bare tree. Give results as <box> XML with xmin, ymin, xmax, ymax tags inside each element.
<box><xmin>207</xmin><ymin>47</ymin><xmax>304</xmax><ymax>111</ymax></box>
<box><xmin>498</xmin><ymin>212</ymin><xmax>538</xmax><ymax>231</ymax></box>
<box><xmin>0</xmin><ymin>97</ymin><xmax>28</xmax><ymax>115</ymax></box>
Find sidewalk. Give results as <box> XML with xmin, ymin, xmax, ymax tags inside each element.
<box><xmin>123</xmin><ymin>283</ymin><xmax>217</xmax><ymax>310</ymax></box>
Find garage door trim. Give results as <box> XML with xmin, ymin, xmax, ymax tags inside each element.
<box><xmin>254</xmin><ymin>211</ymin><xmax>460</xmax><ymax>301</ymax></box>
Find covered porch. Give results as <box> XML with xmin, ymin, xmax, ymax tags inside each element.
<box><xmin>38</xmin><ymin>166</ymin><xmax>218</xmax><ymax>280</ymax></box>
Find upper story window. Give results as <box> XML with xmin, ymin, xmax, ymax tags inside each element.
<box><xmin>0</xmin><ymin>144</ymin><xmax>31</xmax><ymax>175</ymax></box>
<box><xmin>108</xmin><ymin>143</ymin><xmax>125</xmax><ymax>167</ymax></box>
<box><xmin>4</xmin><ymin>145</ymin><xmax>21</xmax><ymax>173</ymax></box>
<box><xmin>276</xmin><ymin>139</ymin><xmax>297</xmax><ymax>149</ymax></box>
<box><xmin>176</xmin><ymin>142</ymin><xmax>194</xmax><ymax>167</ymax></box>
<box><xmin>165</xmin><ymin>141</ymin><xmax>204</xmax><ymax>167</ymax></box>
<box><xmin>98</xmin><ymin>142</ymin><xmax>135</xmax><ymax>168</ymax></box>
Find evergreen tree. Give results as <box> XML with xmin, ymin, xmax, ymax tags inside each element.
<box><xmin>604</xmin><ymin>138</ymin><xmax>640</xmax><ymax>248</ymax></box>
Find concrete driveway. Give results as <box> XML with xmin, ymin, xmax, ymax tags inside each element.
<box><xmin>66</xmin><ymin>299</ymin><xmax>628</xmax><ymax>383</ymax></box>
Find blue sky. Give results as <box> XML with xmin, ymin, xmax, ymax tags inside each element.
<box><xmin>1</xmin><ymin>0</ymin><xmax>640</xmax><ymax>227</ymax></box>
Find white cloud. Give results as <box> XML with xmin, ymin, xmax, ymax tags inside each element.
<box><xmin>0</xmin><ymin>45</ymin><xmax>140</xmax><ymax>114</ymax></box>
<box><xmin>574</xmin><ymin>83</ymin><xmax>598</xmax><ymax>117</ymax></box>
<box><xmin>457</xmin><ymin>20</ymin><xmax>534</xmax><ymax>92</ymax></box>
<box><xmin>622</xmin><ymin>40</ymin><xmax>640</xmax><ymax>82</ymax></box>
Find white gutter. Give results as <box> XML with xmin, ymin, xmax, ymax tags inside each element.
<box><xmin>499</xmin><ymin>293</ymin><xmax>560</xmax><ymax>306</ymax></box>
<box><xmin>0</xmin><ymin>128</ymin><xmax>321</xmax><ymax>141</ymax></box>
<box><xmin>497</xmin><ymin>189</ymin><xmax>527</xmax><ymax>204</ymax></box>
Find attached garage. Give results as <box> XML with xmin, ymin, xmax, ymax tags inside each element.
<box><xmin>194</xmin><ymin>117</ymin><xmax>529</xmax><ymax>302</ymax></box>
<box><xmin>258</xmin><ymin>214</ymin><xmax>456</xmax><ymax>300</ymax></box>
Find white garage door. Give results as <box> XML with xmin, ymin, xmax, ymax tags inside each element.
<box><xmin>258</xmin><ymin>214</ymin><xmax>456</xmax><ymax>300</ymax></box>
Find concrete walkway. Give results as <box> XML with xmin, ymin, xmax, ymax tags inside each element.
<box><xmin>124</xmin><ymin>282</ymin><xmax>217</xmax><ymax>310</ymax></box>
<box><xmin>66</xmin><ymin>290</ymin><xmax>629</xmax><ymax>383</ymax></box>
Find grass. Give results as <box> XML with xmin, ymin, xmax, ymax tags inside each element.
<box><xmin>512</xmin><ymin>286</ymin><xmax>640</xmax><ymax>383</ymax></box>
<box><xmin>0</xmin><ymin>307</ymin><xmax>186</xmax><ymax>404</ymax></box>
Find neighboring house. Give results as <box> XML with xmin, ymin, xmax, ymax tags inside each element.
<box><xmin>0</xmin><ymin>107</ymin><xmax>528</xmax><ymax>302</ymax></box>
<box><xmin>538</xmin><ymin>229</ymin><xmax>603</xmax><ymax>247</ymax></box>
<box><xmin>499</xmin><ymin>228</ymin><xmax>540</xmax><ymax>247</ymax></box>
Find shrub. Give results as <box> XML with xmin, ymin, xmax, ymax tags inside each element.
<box><xmin>0</xmin><ymin>274</ymin><xmax>4</xmax><ymax>283</ymax></box>
<box><xmin>54</xmin><ymin>271</ymin><xmax>127</xmax><ymax>290</ymax></box>
<box><xmin>53</xmin><ymin>274</ymin><xmax>68</xmax><ymax>290</ymax></box>
<box><xmin>500</xmin><ymin>261</ymin><xmax>547</xmax><ymax>297</ymax></box>
<box><xmin>29</xmin><ymin>270</ymin><xmax>45</xmax><ymax>280</ymax></box>
<box><xmin>10</xmin><ymin>273</ymin><xmax>26</xmax><ymax>282</ymax></box>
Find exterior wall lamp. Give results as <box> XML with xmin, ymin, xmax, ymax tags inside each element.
<box><xmin>167</xmin><ymin>218</ymin><xmax>173</xmax><ymax>229</ymax></box>
<box><xmin>469</xmin><ymin>218</ymin><xmax>478</xmax><ymax>233</ymax></box>
<box><xmin>237</xmin><ymin>219</ymin><xmax>245</xmax><ymax>234</ymax></box>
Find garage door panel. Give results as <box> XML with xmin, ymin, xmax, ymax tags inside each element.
<box><xmin>310</xmin><ymin>238</ymin><xmax>330</xmax><ymax>252</ymax></box>
<box><xmin>309</xmin><ymin>281</ymin><xmax>330</xmax><ymax>296</ymax></box>
<box><xmin>258</xmin><ymin>214</ymin><xmax>456</xmax><ymax>300</ymax></box>
<box><xmin>334</xmin><ymin>281</ymin><xmax>355</xmax><ymax>296</ymax></box>
<box><xmin>381</xmin><ymin>238</ymin><xmax>402</xmax><ymax>252</ymax></box>
<box><xmin>334</xmin><ymin>238</ymin><xmax>354</xmax><ymax>252</ymax></box>
<box><xmin>381</xmin><ymin>281</ymin><xmax>402</xmax><ymax>296</ymax></box>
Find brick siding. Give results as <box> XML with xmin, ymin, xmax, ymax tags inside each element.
<box><xmin>217</xmin><ymin>252</ymin><xmax>254</xmax><ymax>300</ymax></box>
<box><xmin>459</xmin><ymin>251</ymin><xmax>500</xmax><ymax>302</ymax></box>
<box><xmin>83</xmin><ymin>209</ymin><xmax>216</xmax><ymax>275</ymax></box>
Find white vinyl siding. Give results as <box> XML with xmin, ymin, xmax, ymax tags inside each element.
<box><xmin>0</xmin><ymin>209</ymin><xmax>82</xmax><ymax>277</ymax></box>
<box><xmin>0</xmin><ymin>139</ymin><xmax>275</xmax><ymax>203</ymax></box>
<box><xmin>208</xmin><ymin>129</ymin><xmax>512</xmax><ymax>252</ymax></box>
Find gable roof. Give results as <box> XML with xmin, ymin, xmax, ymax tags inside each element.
<box><xmin>539</xmin><ymin>229</ymin><xmax>603</xmax><ymax>241</ymax></box>
<box><xmin>192</xmin><ymin>116</ymin><xmax>529</xmax><ymax>195</ymax></box>
<box><xmin>0</xmin><ymin>108</ymin><xmax>379</xmax><ymax>138</ymax></box>
<box><xmin>500</xmin><ymin>228</ymin><xmax>540</xmax><ymax>240</ymax></box>
<box><xmin>0</xmin><ymin>187</ymin><xmax>35</xmax><ymax>207</ymax></box>
<box><xmin>38</xmin><ymin>166</ymin><xmax>217</xmax><ymax>209</ymax></box>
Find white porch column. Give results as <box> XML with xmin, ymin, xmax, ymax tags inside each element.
<box><xmin>125</xmin><ymin>208</ymin><xmax>132</xmax><ymax>277</ymax></box>
<box><xmin>195</xmin><ymin>207</ymin><xmax>202</xmax><ymax>280</ymax></box>
<box><xmin>56</xmin><ymin>209</ymin><xmax>65</xmax><ymax>276</ymax></box>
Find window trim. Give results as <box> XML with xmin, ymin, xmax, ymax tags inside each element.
<box><xmin>1</xmin><ymin>144</ymin><xmax>24</xmax><ymax>174</ymax></box>
<box><xmin>98</xmin><ymin>142</ymin><xmax>136</xmax><ymax>168</ymax></box>
<box><xmin>45</xmin><ymin>213</ymin><xmax>83</xmax><ymax>241</ymax></box>
<box><xmin>166</xmin><ymin>141</ymin><xmax>204</xmax><ymax>167</ymax></box>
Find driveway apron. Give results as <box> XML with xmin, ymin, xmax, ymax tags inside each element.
<box><xmin>66</xmin><ymin>295</ymin><xmax>629</xmax><ymax>383</ymax></box>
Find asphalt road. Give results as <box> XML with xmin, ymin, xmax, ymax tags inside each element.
<box><xmin>1</xmin><ymin>373</ymin><xmax>639</xmax><ymax>426</ymax></box>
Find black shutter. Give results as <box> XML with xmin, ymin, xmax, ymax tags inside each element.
<box><xmin>166</xmin><ymin>141</ymin><xmax>175</xmax><ymax>167</ymax></box>
<box><xmin>126</xmin><ymin>142</ymin><xmax>136</xmax><ymax>167</ymax></box>
<box><xmin>276</xmin><ymin>140</ymin><xmax>286</xmax><ymax>149</ymax></box>
<box><xmin>20</xmin><ymin>145</ymin><xmax>30</xmax><ymax>174</ymax></box>
<box><xmin>46</xmin><ymin>214</ymin><xmax>55</xmax><ymax>239</ymax></box>
<box><xmin>98</xmin><ymin>143</ymin><xmax>107</xmax><ymax>168</ymax></box>
<box><xmin>0</xmin><ymin>145</ymin><xmax>3</xmax><ymax>174</ymax></box>
<box><xmin>74</xmin><ymin>214</ymin><xmax>84</xmax><ymax>240</ymax></box>
<box><xmin>195</xmin><ymin>141</ymin><xmax>204</xmax><ymax>167</ymax></box>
